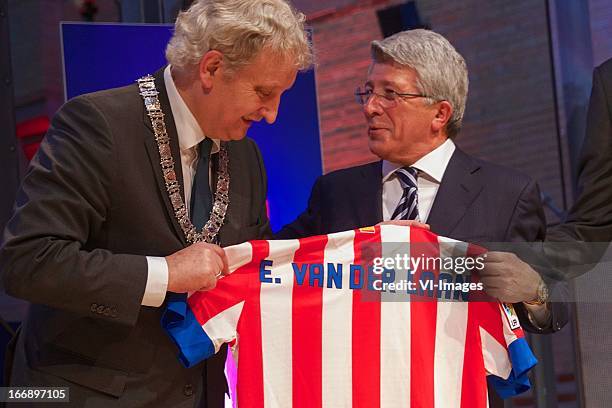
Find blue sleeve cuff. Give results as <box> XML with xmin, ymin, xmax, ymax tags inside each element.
<box><xmin>161</xmin><ymin>293</ymin><xmax>216</xmax><ymax>368</ymax></box>
<box><xmin>488</xmin><ymin>337</ymin><xmax>538</xmax><ymax>399</ymax></box>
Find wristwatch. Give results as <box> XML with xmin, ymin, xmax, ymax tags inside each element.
<box><xmin>524</xmin><ymin>280</ymin><xmax>549</xmax><ymax>306</ymax></box>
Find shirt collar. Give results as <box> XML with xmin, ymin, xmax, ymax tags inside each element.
<box><xmin>164</xmin><ymin>65</ymin><xmax>220</xmax><ymax>154</ymax></box>
<box><xmin>382</xmin><ymin>138</ymin><xmax>456</xmax><ymax>183</ymax></box>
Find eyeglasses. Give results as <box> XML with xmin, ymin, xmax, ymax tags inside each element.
<box><xmin>354</xmin><ymin>87</ymin><xmax>428</xmax><ymax>108</ymax></box>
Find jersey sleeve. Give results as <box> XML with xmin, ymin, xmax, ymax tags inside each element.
<box><xmin>480</xmin><ymin>302</ymin><xmax>538</xmax><ymax>399</ymax></box>
<box><xmin>162</xmin><ymin>241</ymin><xmax>255</xmax><ymax>368</ymax></box>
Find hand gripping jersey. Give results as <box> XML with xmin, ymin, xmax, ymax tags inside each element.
<box><xmin>163</xmin><ymin>225</ymin><xmax>537</xmax><ymax>408</ymax></box>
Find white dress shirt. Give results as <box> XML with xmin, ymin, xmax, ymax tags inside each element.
<box><xmin>141</xmin><ymin>66</ymin><xmax>220</xmax><ymax>307</ymax></box>
<box><xmin>382</xmin><ymin>138</ymin><xmax>456</xmax><ymax>222</ymax></box>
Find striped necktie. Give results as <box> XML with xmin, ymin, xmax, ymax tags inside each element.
<box><xmin>190</xmin><ymin>138</ymin><xmax>213</xmax><ymax>230</ymax></box>
<box><xmin>391</xmin><ymin>166</ymin><xmax>420</xmax><ymax>221</ymax></box>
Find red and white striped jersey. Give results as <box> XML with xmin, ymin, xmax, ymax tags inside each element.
<box><xmin>163</xmin><ymin>225</ymin><xmax>536</xmax><ymax>408</ymax></box>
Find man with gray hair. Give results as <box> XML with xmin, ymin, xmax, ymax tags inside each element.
<box><xmin>0</xmin><ymin>0</ymin><xmax>311</xmax><ymax>406</ymax></box>
<box><xmin>277</xmin><ymin>29</ymin><xmax>567</xmax><ymax>335</ymax></box>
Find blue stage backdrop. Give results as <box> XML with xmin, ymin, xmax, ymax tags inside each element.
<box><xmin>61</xmin><ymin>22</ymin><xmax>322</xmax><ymax>232</ymax></box>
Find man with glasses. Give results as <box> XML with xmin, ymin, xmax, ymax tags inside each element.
<box><xmin>277</xmin><ymin>29</ymin><xmax>567</xmax><ymax>335</ymax></box>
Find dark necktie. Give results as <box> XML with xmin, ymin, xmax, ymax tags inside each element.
<box><xmin>190</xmin><ymin>138</ymin><xmax>213</xmax><ymax>230</ymax></box>
<box><xmin>391</xmin><ymin>166</ymin><xmax>420</xmax><ymax>221</ymax></box>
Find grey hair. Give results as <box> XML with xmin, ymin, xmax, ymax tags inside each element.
<box><xmin>371</xmin><ymin>29</ymin><xmax>468</xmax><ymax>138</ymax></box>
<box><xmin>166</xmin><ymin>0</ymin><xmax>313</xmax><ymax>75</ymax></box>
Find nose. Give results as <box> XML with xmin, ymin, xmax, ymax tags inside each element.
<box><xmin>262</xmin><ymin>109</ymin><xmax>278</xmax><ymax>124</ymax></box>
<box><xmin>261</xmin><ymin>95</ymin><xmax>282</xmax><ymax>124</ymax></box>
<box><xmin>363</xmin><ymin>94</ymin><xmax>383</xmax><ymax>117</ymax></box>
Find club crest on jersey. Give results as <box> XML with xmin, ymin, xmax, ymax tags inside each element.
<box><xmin>358</xmin><ymin>226</ymin><xmax>376</xmax><ymax>233</ymax></box>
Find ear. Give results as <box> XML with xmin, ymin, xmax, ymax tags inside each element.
<box><xmin>198</xmin><ymin>50</ymin><xmax>224</xmax><ymax>90</ymax></box>
<box><xmin>431</xmin><ymin>100</ymin><xmax>453</xmax><ymax>134</ymax></box>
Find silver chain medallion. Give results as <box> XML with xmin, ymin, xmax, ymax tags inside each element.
<box><xmin>138</xmin><ymin>74</ymin><xmax>230</xmax><ymax>244</ymax></box>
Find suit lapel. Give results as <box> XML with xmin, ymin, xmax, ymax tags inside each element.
<box><xmin>427</xmin><ymin>148</ymin><xmax>483</xmax><ymax>236</ymax></box>
<box><xmin>143</xmin><ymin>67</ymin><xmax>188</xmax><ymax>246</ymax></box>
<box><xmin>218</xmin><ymin>141</ymin><xmax>247</xmax><ymax>242</ymax></box>
<box><xmin>356</xmin><ymin>161</ymin><xmax>384</xmax><ymax>226</ymax></box>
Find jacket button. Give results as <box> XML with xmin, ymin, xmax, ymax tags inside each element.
<box><xmin>183</xmin><ymin>384</ymin><xmax>194</xmax><ymax>397</ymax></box>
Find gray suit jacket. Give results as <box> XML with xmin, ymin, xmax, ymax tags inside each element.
<box><xmin>0</xmin><ymin>69</ymin><xmax>271</xmax><ymax>407</ymax></box>
<box><xmin>276</xmin><ymin>147</ymin><xmax>568</xmax><ymax>333</ymax></box>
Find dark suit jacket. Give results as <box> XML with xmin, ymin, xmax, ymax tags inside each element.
<box><xmin>0</xmin><ymin>69</ymin><xmax>270</xmax><ymax>407</ymax></box>
<box><xmin>521</xmin><ymin>59</ymin><xmax>612</xmax><ymax>293</ymax></box>
<box><xmin>548</xmin><ymin>58</ymin><xmax>612</xmax><ymax>244</ymax></box>
<box><xmin>277</xmin><ymin>147</ymin><xmax>568</xmax><ymax>333</ymax></box>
